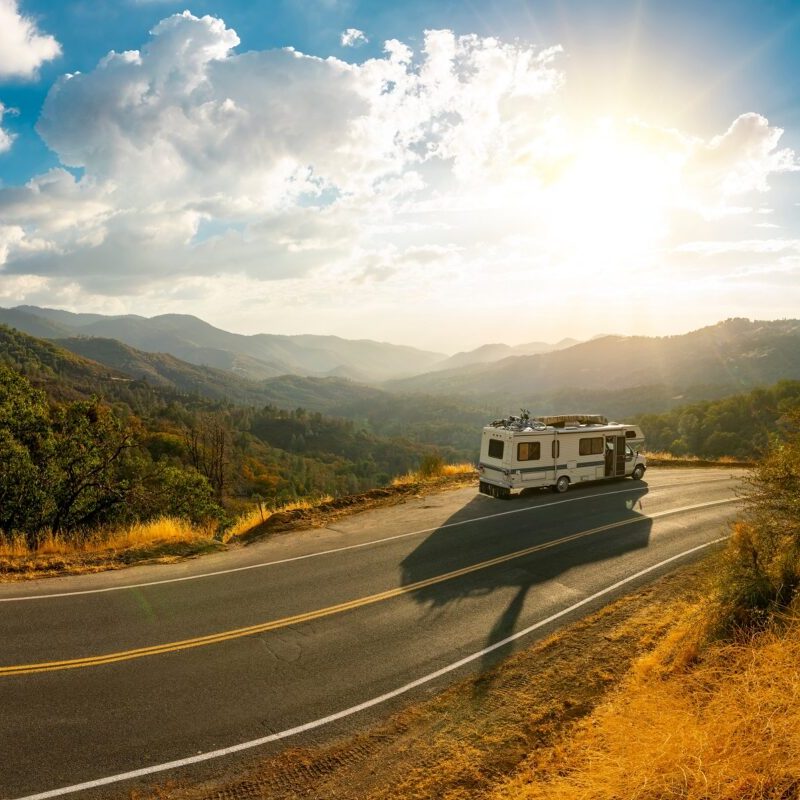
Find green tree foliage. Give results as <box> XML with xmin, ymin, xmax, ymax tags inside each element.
<box><xmin>134</xmin><ymin>465</ymin><xmax>223</xmax><ymax>526</ymax></box>
<box><xmin>46</xmin><ymin>399</ymin><xmax>138</xmax><ymax>534</ymax></box>
<box><xmin>0</xmin><ymin>365</ymin><xmax>224</xmax><ymax>544</ymax></box>
<box><xmin>636</xmin><ymin>381</ymin><xmax>800</xmax><ymax>459</ymax></box>
<box><xmin>0</xmin><ymin>367</ymin><xmax>53</xmax><ymax>538</ymax></box>
<box><xmin>1</xmin><ymin>324</ymin><xmax>477</xmax><ymax>524</ymax></box>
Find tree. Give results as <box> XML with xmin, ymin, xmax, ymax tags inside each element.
<box><xmin>0</xmin><ymin>366</ymin><xmax>53</xmax><ymax>539</ymax></box>
<box><xmin>1</xmin><ymin>366</ymin><xmax>139</xmax><ymax>543</ymax></box>
<box><xmin>47</xmin><ymin>400</ymin><xmax>139</xmax><ymax>533</ymax></box>
<box><xmin>184</xmin><ymin>412</ymin><xmax>231</xmax><ymax>499</ymax></box>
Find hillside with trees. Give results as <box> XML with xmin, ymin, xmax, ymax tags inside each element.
<box><xmin>0</xmin><ymin>305</ymin><xmax>447</xmax><ymax>381</ymax></box>
<box><xmin>0</xmin><ymin>325</ymin><xmax>462</xmax><ymax>546</ymax></box>
<box><xmin>635</xmin><ymin>380</ymin><xmax>800</xmax><ymax>459</ymax></box>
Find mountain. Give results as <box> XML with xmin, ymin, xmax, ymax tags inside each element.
<box><xmin>434</xmin><ymin>338</ymin><xmax>580</xmax><ymax>371</ymax></box>
<box><xmin>53</xmin><ymin>336</ymin><xmax>279</xmax><ymax>405</ymax></box>
<box><xmin>387</xmin><ymin>319</ymin><xmax>800</xmax><ymax>404</ymax></box>
<box><xmin>1</xmin><ymin>306</ymin><xmax>446</xmax><ymax>382</ymax></box>
<box><xmin>0</xmin><ymin>307</ymin><xmax>75</xmax><ymax>340</ymax></box>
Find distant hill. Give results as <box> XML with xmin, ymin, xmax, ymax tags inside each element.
<box><xmin>1</xmin><ymin>306</ymin><xmax>446</xmax><ymax>382</ymax></box>
<box><xmin>388</xmin><ymin>319</ymin><xmax>800</xmax><ymax>405</ymax></box>
<box><xmin>0</xmin><ymin>307</ymin><xmax>75</xmax><ymax>340</ymax></box>
<box><xmin>54</xmin><ymin>336</ymin><xmax>277</xmax><ymax>405</ymax></box>
<box><xmin>433</xmin><ymin>338</ymin><xmax>580</xmax><ymax>371</ymax></box>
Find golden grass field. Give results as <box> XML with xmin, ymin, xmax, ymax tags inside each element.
<box><xmin>492</xmin><ymin>607</ymin><xmax>800</xmax><ymax>800</ymax></box>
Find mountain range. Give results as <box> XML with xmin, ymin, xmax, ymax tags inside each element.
<box><xmin>389</xmin><ymin>318</ymin><xmax>800</xmax><ymax>400</ymax></box>
<box><xmin>0</xmin><ymin>306</ymin><xmax>580</xmax><ymax>383</ymax></box>
<box><xmin>2</xmin><ymin>307</ymin><xmax>800</xmax><ymax>422</ymax></box>
<box><xmin>0</xmin><ymin>306</ymin><xmax>446</xmax><ymax>382</ymax></box>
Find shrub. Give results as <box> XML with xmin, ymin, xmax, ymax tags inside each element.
<box><xmin>712</xmin><ymin>414</ymin><xmax>800</xmax><ymax>635</ymax></box>
<box><xmin>418</xmin><ymin>453</ymin><xmax>445</xmax><ymax>478</ymax></box>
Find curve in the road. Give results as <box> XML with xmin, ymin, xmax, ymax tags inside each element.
<box><xmin>1</xmin><ymin>497</ymin><xmax>737</xmax><ymax>678</ymax></box>
<box><xmin>13</xmin><ymin>535</ymin><xmax>729</xmax><ymax>800</ymax></box>
<box><xmin>1</xmin><ymin>477</ymin><xmax>736</xmax><ymax>604</ymax></box>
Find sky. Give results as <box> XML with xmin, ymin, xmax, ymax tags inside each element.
<box><xmin>0</xmin><ymin>0</ymin><xmax>799</xmax><ymax>354</ymax></box>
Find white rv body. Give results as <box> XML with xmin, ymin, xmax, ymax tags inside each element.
<box><xmin>478</xmin><ymin>414</ymin><xmax>647</xmax><ymax>498</ymax></box>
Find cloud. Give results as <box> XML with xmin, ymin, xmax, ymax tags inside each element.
<box><xmin>682</xmin><ymin>113</ymin><xmax>799</xmax><ymax>216</ymax></box>
<box><xmin>0</xmin><ymin>102</ymin><xmax>17</xmax><ymax>152</ymax></box>
<box><xmin>1</xmin><ymin>12</ymin><xmax>564</xmax><ymax>293</ymax></box>
<box><xmin>675</xmin><ymin>238</ymin><xmax>800</xmax><ymax>256</ymax></box>
<box><xmin>0</xmin><ymin>0</ymin><xmax>61</xmax><ymax>79</ymax></box>
<box><xmin>341</xmin><ymin>28</ymin><xmax>367</xmax><ymax>47</ymax></box>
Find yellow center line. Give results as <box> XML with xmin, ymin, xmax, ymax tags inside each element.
<box><xmin>0</xmin><ymin>499</ymin><xmax>737</xmax><ymax>677</ymax></box>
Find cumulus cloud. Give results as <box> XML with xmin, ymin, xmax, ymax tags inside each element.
<box><xmin>0</xmin><ymin>102</ymin><xmax>16</xmax><ymax>152</ymax></box>
<box><xmin>341</xmin><ymin>27</ymin><xmax>367</xmax><ymax>47</ymax></box>
<box><xmin>0</xmin><ymin>0</ymin><xmax>61</xmax><ymax>79</ymax></box>
<box><xmin>0</xmin><ymin>11</ymin><xmax>564</xmax><ymax>292</ymax></box>
<box><xmin>683</xmin><ymin>113</ymin><xmax>799</xmax><ymax>215</ymax></box>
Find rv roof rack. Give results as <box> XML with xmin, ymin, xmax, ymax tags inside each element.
<box><xmin>538</xmin><ymin>414</ymin><xmax>608</xmax><ymax>427</ymax></box>
<box><xmin>487</xmin><ymin>413</ymin><xmax>609</xmax><ymax>431</ymax></box>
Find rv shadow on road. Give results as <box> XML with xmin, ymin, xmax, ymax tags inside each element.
<box><xmin>400</xmin><ymin>481</ymin><xmax>651</xmax><ymax>691</ymax></box>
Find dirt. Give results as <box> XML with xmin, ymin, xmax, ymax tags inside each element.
<box><xmin>120</xmin><ymin>553</ymin><xmax>718</xmax><ymax>800</ymax></box>
<box><xmin>237</xmin><ymin>474</ymin><xmax>477</xmax><ymax>541</ymax></box>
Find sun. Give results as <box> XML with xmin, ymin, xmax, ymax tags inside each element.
<box><xmin>542</xmin><ymin>119</ymin><xmax>679</xmax><ymax>271</ymax></box>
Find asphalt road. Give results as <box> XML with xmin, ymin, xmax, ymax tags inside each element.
<box><xmin>0</xmin><ymin>468</ymin><xmax>743</xmax><ymax>799</ymax></box>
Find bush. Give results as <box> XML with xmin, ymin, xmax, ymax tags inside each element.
<box><xmin>712</xmin><ymin>415</ymin><xmax>800</xmax><ymax>635</ymax></box>
<box><xmin>418</xmin><ymin>453</ymin><xmax>445</xmax><ymax>478</ymax></box>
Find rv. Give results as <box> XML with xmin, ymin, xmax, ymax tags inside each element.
<box><xmin>478</xmin><ymin>412</ymin><xmax>646</xmax><ymax>498</ymax></box>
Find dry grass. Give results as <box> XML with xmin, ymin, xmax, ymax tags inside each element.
<box><xmin>1</xmin><ymin>468</ymin><xmax>476</xmax><ymax>575</ymax></box>
<box><xmin>493</xmin><ymin>607</ymin><xmax>800</xmax><ymax>800</ymax></box>
<box><xmin>223</xmin><ymin>495</ymin><xmax>334</xmax><ymax>541</ymax></box>
<box><xmin>0</xmin><ymin>516</ymin><xmax>216</xmax><ymax>558</ymax></box>
<box><xmin>645</xmin><ymin>450</ymin><xmax>751</xmax><ymax>466</ymax></box>
<box><xmin>391</xmin><ymin>461</ymin><xmax>475</xmax><ymax>486</ymax></box>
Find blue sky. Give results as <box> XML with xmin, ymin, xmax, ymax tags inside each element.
<box><xmin>1</xmin><ymin>0</ymin><xmax>799</xmax><ymax>350</ymax></box>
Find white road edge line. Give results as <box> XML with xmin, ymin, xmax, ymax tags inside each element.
<box><xmin>1</xmin><ymin>476</ymin><xmax>738</xmax><ymax>602</ymax></box>
<box><xmin>12</xmin><ymin>535</ymin><xmax>729</xmax><ymax>800</ymax></box>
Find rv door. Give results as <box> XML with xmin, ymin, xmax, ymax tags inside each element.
<box><xmin>604</xmin><ymin>435</ymin><xmax>627</xmax><ymax>477</ymax></box>
<box><xmin>547</xmin><ymin>435</ymin><xmax>559</xmax><ymax>482</ymax></box>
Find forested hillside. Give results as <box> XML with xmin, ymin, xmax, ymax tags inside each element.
<box><xmin>0</xmin><ymin>325</ymin><xmax>461</xmax><ymax>544</ymax></box>
<box><xmin>1</xmin><ymin>305</ymin><xmax>446</xmax><ymax>381</ymax></box>
<box><xmin>635</xmin><ymin>380</ymin><xmax>800</xmax><ymax>459</ymax></box>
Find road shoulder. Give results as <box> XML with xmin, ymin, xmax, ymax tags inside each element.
<box><xmin>117</xmin><ymin>548</ymin><xmax>719</xmax><ymax>800</ymax></box>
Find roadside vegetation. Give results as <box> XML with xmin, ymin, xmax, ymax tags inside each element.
<box><xmin>490</xmin><ymin>412</ymin><xmax>800</xmax><ymax>800</ymax></box>
<box><xmin>0</xmin><ymin>414</ymin><xmax>475</xmax><ymax>576</ymax></box>
<box><xmin>141</xmin><ymin>418</ymin><xmax>800</xmax><ymax>800</ymax></box>
<box><xmin>0</xmin><ymin>326</ymin><xmax>475</xmax><ymax>568</ymax></box>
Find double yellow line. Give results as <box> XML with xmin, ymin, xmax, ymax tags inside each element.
<box><xmin>1</xmin><ymin>500</ymin><xmax>734</xmax><ymax>678</ymax></box>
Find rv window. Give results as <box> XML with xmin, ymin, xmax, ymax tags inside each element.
<box><xmin>552</xmin><ymin>440</ymin><xmax>560</xmax><ymax>458</ymax></box>
<box><xmin>625</xmin><ymin>430</ymin><xmax>636</xmax><ymax>438</ymax></box>
<box><xmin>488</xmin><ymin>438</ymin><xmax>504</xmax><ymax>459</ymax></box>
<box><xmin>579</xmin><ymin>437</ymin><xmax>604</xmax><ymax>456</ymax></box>
<box><xmin>517</xmin><ymin>442</ymin><xmax>540</xmax><ymax>461</ymax></box>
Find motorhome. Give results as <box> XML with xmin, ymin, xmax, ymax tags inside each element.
<box><xmin>478</xmin><ymin>412</ymin><xmax>646</xmax><ymax>498</ymax></box>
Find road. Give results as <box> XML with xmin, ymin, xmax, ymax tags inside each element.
<box><xmin>0</xmin><ymin>468</ymin><xmax>742</xmax><ymax>800</ymax></box>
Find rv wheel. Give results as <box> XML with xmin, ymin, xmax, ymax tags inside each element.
<box><xmin>631</xmin><ymin>465</ymin><xmax>645</xmax><ymax>480</ymax></box>
<box><xmin>555</xmin><ymin>476</ymin><xmax>570</xmax><ymax>493</ymax></box>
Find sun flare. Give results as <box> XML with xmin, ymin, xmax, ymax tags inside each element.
<box><xmin>542</xmin><ymin>119</ymin><xmax>678</xmax><ymax>270</ymax></box>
